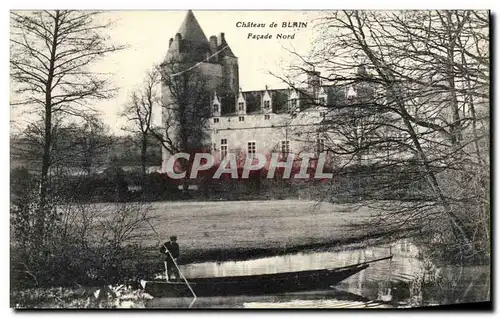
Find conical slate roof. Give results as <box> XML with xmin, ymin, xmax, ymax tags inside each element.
<box><xmin>167</xmin><ymin>10</ymin><xmax>211</xmax><ymax>61</ymax></box>
<box><xmin>177</xmin><ymin>10</ymin><xmax>210</xmax><ymax>46</ymax></box>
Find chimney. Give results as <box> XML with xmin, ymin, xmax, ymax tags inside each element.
<box><xmin>209</xmin><ymin>35</ymin><xmax>218</xmax><ymax>54</ymax></box>
<box><xmin>169</xmin><ymin>38</ymin><xmax>173</xmax><ymax>47</ymax></box>
<box><xmin>219</xmin><ymin>32</ymin><xmax>226</xmax><ymax>45</ymax></box>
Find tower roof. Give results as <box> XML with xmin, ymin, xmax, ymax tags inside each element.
<box><xmin>166</xmin><ymin>10</ymin><xmax>211</xmax><ymax>61</ymax></box>
<box><xmin>177</xmin><ymin>10</ymin><xmax>210</xmax><ymax>46</ymax></box>
<box><xmin>217</xmin><ymin>33</ymin><xmax>236</xmax><ymax>58</ymax></box>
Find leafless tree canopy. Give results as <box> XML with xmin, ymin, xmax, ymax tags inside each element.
<box><xmin>277</xmin><ymin>10</ymin><xmax>489</xmax><ymax>260</ymax></box>
<box><xmin>157</xmin><ymin>59</ymin><xmax>212</xmax><ymax>155</ymax></box>
<box><xmin>10</xmin><ymin>10</ymin><xmax>126</xmax><ymax>244</ymax></box>
<box><xmin>121</xmin><ymin>68</ymin><xmax>161</xmax><ymax>179</ymax></box>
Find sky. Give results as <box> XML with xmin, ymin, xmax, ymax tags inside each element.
<box><xmin>69</xmin><ymin>10</ymin><xmax>325</xmax><ymax>134</ymax></box>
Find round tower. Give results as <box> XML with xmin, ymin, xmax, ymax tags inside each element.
<box><xmin>161</xmin><ymin>10</ymin><xmax>232</xmax><ymax>173</ymax></box>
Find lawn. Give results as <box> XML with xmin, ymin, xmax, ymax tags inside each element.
<box><xmin>76</xmin><ymin>198</ymin><xmax>417</xmax><ymax>267</ymax></box>
<box><xmin>130</xmin><ymin>199</ymin><xmax>384</xmax><ymax>254</ymax></box>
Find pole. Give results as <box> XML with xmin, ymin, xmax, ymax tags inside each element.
<box><xmin>146</xmin><ymin>219</ymin><xmax>197</xmax><ymax>308</ymax></box>
<box><xmin>333</xmin><ymin>255</ymin><xmax>393</xmax><ymax>271</ymax></box>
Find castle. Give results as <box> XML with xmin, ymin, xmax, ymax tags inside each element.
<box><xmin>160</xmin><ymin>11</ymin><xmax>371</xmax><ymax>173</ymax></box>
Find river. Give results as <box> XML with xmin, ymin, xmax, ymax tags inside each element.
<box><xmin>145</xmin><ymin>238</ymin><xmax>490</xmax><ymax>308</ymax></box>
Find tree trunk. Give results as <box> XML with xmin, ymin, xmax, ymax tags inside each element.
<box><xmin>37</xmin><ymin>10</ymin><xmax>60</xmax><ymax>244</ymax></box>
<box><xmin>141</xmin><ymin>132</ymin><xmax>148</xmax><ymax>182</ymax></box>
<box><xmin>396</xmin><ymin>93</ymin><xmax>472</xmax><ymax>246</ymax></box>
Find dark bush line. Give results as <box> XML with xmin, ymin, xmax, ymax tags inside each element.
<box><xmin>11</xmin><ymin>162</ymin><xmax>433</xmax><ymax>204</ymax></box>
<box><xmin>10</xmin><ymin>243</ymin><xmax>155</xmax><ymax>290</ymax></box>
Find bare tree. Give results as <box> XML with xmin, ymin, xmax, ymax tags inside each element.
<box><xmin>156</xmin><ymin>59</ymin><xmax>212</xmax><ymax>154</ymax></box>
<box><xmin>154</xmin><ymin>59</ymin><xmax>213</xmax><ymax>190</ymax></box>
<box><xmin>10</xmin><ymin>10</ymin><xmax>125</xmax><ymax>243</ymax></box>
<box><xmin>121</xmin><ymin>68</ymin><xmax>160</xmax><ymax>180</ymax></box>
<box><xmin>277</xmin><ymin>10</ymin><xmax>489</xmax><ymax>259</ymax></box>
<box><xmin>96</xmin><ymin>201</ymin><xmax>154</xmax><ymax>248</ymax></box>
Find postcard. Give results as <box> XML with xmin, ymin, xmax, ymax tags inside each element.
<box><xmin>9</xmin><ymin>9</ymin><xmax>491</xmax><ymax>309</ymax></box>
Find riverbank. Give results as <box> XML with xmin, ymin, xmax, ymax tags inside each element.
<box><xmin>114</xmin><ymin>200</ymin><xmax>420</xmax><ymax>279</ymax></box>
<box><xmin>12</xmin><ymin>200</ymin><xmax>421</xmax><ymax>283</ymax></box>
<box><xmin>127</xmin><ymin>224</ymin><xmax>418</xmax><ymax>285</ymax></box>
<box><xmin>10</xmin><ymin>230</ymin><xmax>411</xmax><ymax>309</ymax></box>
<box><xmin>12</xmin><ymin>234</ymin><xmax>491</xmax><ymax>309</ymax></box>
<box><xmin>11</xmin><ymin>199</ymin><xmax>423</xmax><ymax>307</ymax></box>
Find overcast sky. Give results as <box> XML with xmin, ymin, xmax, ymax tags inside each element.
<box><xmin>60</xmin><ymin>10</ymin><xmax>324</xmax><ymax>134</ymax></box>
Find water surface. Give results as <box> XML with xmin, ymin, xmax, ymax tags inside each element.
<box><xmin>147</xmin><ymin>238</ymin><xmax>490</xmax><ymax>308</ymax></box>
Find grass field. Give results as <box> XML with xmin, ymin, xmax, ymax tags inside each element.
<box><xmin>115</xmin><ymin>199</ymin><xmax>400</xmax><ymax>263</ymax></box>
<box><xmin>144</xmin><ymin>200</ymin><xmax>372</xmax><ymax>248</ymax></box>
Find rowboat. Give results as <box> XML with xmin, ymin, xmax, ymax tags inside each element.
<box><xmin>141</xmin><ymin>255</ymin><xmax>392</xmax><ymax>298</ymax></box>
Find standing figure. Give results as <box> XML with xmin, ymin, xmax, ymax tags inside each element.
<box><xmin>160</xmin><ymin>235</ymin><xmax>180</xmax><ymax>281</ymax></box>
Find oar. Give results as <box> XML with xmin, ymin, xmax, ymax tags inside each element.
<box><xmin>333</xmin><ymin>255</ymin><xmax>393</xmax><ymax>271</ymax></box>
<box><xmin>146</xmin><ymin>219</ymin><xmax>197</xmax><ymax>308</ymax></box>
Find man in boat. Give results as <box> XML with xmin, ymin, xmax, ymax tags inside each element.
<box><xmin>160</xmin><ymin>235</ymin><xmax>180</xmax><ymax>281</ymax></box>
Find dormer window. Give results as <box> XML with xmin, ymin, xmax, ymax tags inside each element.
<box><xmin>291</xmin><ymin>99</ymin><xmax>297</xmax><ymax>107</ymax></box>
<box><xmin>238</xmin><ymin>102</ymin><xmax>245</xmax><ymax>111</ymax></box>
<box><xmin>319</xmin><ymin>97</ymin><xmax>326</xmax><ymax>105</ymax></box>
<box><xmin>264</xmin><ymin>100</ymin><xmax>270</xmax><ymax>109</ymax></box>
<box><xmin>213</xmin><ymin>104</ymin><xmax>219</xmax><ymax>113</ymax></box>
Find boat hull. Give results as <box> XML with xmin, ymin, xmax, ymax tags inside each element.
<box><xmin>142</xmin><ymin>264</ymin><xmax>369</xmax><ymax>298</ymax></box>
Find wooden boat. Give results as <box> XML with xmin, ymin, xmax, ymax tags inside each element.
<box><xmin>141</xmin><ymin>255</ymin><xmax>392</xmax><ymax>298</ymax></box>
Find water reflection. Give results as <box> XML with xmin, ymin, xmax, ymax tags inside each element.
<box><xmin>151</xmin><ymin>239</ymin><xmax>489</xmax><ymax>308</ymax></box>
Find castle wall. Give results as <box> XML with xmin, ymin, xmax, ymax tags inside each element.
<box><xmin>209</xmin><ymin>108</ymin><xmax>333</xmax><ymax>164</ymax></box>
<box><xmin>198</xmin><ymin>63</ymin><xmax>223</xmax><ymax>91</ymax></box>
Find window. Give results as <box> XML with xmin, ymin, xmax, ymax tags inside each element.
<box><xmin>213</xmin><ymin>104</ymin><xmax>219</xmax><ymax>113</ymax></box>
<box><xmin>315</xmin><ymin>138</ymin><xmax>325</xmax><ymax>155</ymax></box>
<box><xmin>281</xmin><ymin>140</ymin><xmax>290</xmax><ymax>156</ymax></box>
<box><xmin>291</xmin><ymin>99</ymin><xmax>297</xmax><ymax>107</ymax></box>
<box><xmin>247</xmin><ymin>141</ymin><xmax>256</xmax><ymax>158</ymax></box>
<box><xmin>264</xmin><ymin>100</ymin><xmax>270</xmax><ymax>109</ymax></box>
<box><xmin>264</xmin><ymin>114</ymin><xmax>270</xmax><ymax>120</ymax></box>
<box><xmin>238</xmin><ymin>102</ymin><xmax>245</xmax><ymax>112</ymax></box>
<box><xmin>220</xmin><ymin>139</ymin><xmax>228</xmax><ymax>160</ymax></box>
<box><xmin>319</xmin><ymin>97</ymin><xmax>326</xmax><ymax>105</ymax></box>
<box><xmin>213</xmin><ymin>117</ymin><xmax>219</xmax><ymax>124</ymax></box>
<box><xmin>239</xmin><ymin>116</ymin><xmax>245</xmax><ymax>122</ymax></box>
